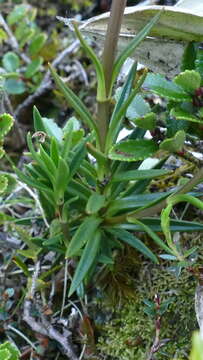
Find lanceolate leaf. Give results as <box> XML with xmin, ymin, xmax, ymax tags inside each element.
<box><xmin>108</xmin><ymin>139</ymin><xmax>158</xmax><ymax>162</ymax></box>
<box><xmin>86</xmin><ymin>193</ymin><xmax>106</xmax><ymax>214</ymax></box>
<box><xmin>111</xmin><ymin>169</ymin><xmax>170</xmax><ymax>183</ymax></box>
<box><xmin>107</xmin><ymin>228</ymin><xmax>158</xmax><ymax>263</ymax></box>
<box><xmin>49</xmin><ymin>66</ymin><xmax>99</xmax><ymax>142</ymax></box>
<box><xmin>73</xmin><ymin>23</ymin><xmax>106</xmax><ymax>101</ymax></box>
<box><xmin>68</xmin><ymin>230</ymin><xmax>101</xmax><ymax>296</ymax></box>
<box><xmin>66</xmin><ymin>216</ymin><xmax>102</xmax><ymax>257</ymax></box>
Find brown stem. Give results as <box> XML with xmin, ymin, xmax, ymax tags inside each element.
<box><xmin>102</xmin><ymin>0</ymin><xmax>127</xmax><ymax>96</ymax></box>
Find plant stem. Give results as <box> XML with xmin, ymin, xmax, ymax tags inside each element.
<box><xmin>96</xmin><ymin>0</ymin><xmax>127</xmax><ymax>153</ymax></box>
<box><xmin>102</xmin><ymin>0</ymin><xmax>127</xmax><ymax>97</ymax></box>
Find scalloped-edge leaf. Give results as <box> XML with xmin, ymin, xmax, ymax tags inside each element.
<box><xmin>134</xmin><ymin>112</ymin><xmax>156</xmax><ymax>130</ymax></box>
<box><xmin>0</xmin><ymin>113</ymin><xmax>14</xmax><ymax>138</ymax></box>
<box><xmin>159</xmin><ymin>130</ymin><xmax>186</xmax><ymax>152</ymax></box>
<box><xmin>143</xmin><ymin>73</ymin><xmax>191</xmax><ymax>101</ymax></box>
<box><xmin>171</xmin><ymin>107</ymin><xmax>202</xmax><ymax>123</ymax></box>
<box><xmin>174</xmin><ymin>70</ymin><xmax>201</xmax><ymax>93</ymax></box>
<box><xmin>108</xmin><ymin>139</ymin><xmax>158</xmax><ymax>162</ymax></box>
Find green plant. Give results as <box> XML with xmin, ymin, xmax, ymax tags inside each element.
<box><xmin>12</xmin><ymin>0</ymin><xmax>203</xmax><ymax>299</ymax></box>
<box><xmin>0</xmin><ymin>113</ymin><xmax>14</xmax><ymax>193</ymax></box>
<box><xmin>0</xmin><ymin>341</ymin><xmax>20</xmax><ymax>360</ymax></box>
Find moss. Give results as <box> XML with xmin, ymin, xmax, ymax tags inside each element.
<box><xmin>98</xmin><ymin>264</ymin><xmax>198</xmax><ymax>360</ymax></box>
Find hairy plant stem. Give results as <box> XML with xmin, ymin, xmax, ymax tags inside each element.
<box><xmin>96</xmin><ymin>0</ymin><xmax>127</xmax><ymax>154</ymax></box>
<box><xmin>105</xmin><ymin>167</ymin><xmax>203</xmax><ymax>225</ymax></box>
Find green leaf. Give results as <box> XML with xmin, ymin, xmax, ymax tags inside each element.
<box><xmin>111</xmin><ymin>169</ymin><xmax>170</xmax><ymax>183</ymax></box>
<box><xmin>120</xmin><ymin>217</ymin><xmax>203</xmax><ymax>233</ymax></box>
<box><xmin>28</xmin><ymin>33</ymin><xmax>47</xmax><ymax>56</ymax></box>
<box><xmin>0</xmin><ymin>349</ymin><xmax>10</xmax><ymax>359</ymax></box>
<box><xmin>68</xmin><ymin>230</ymin><xmax>101</xmax><ymax>296</ymax></box>
<box><xmin>127</xmin><ymin>218</ymin><xmax>173</xmax><ymax>254</ymax></box>
<box><xmin>106</xmin><ymin>71</ymin><xmax>147</xmax><ymax>150</ymax></box>
<box><xmin>54</xmin><ymin>157</ymin><xmax>70</xmax><ymax>204</ymax></box>
<box><xmin>159</xmin><ymin>130</ymin><xmax>186</xmax><ymax>152</ymax></box>
<box><xmin>49</xmin><ymin>66</ymin><xmax>99</xmax><ymax>142</ymax></box>
<box><xmin>108</xmin><ymin>139</ymin><xmax>158</xmax><ymax>162</ymax></box>
<box><xmin>73</xmin><ymin>22</ymin><xmax>106</xmax><ymax>101</ymax></box>
<box><xmin>134</xmin><ymin>112</ymin><xmax>156</xmax><ymax>131</ymax></box>
<box><xmin>66</xmin><ymin>216</ymin><xmax>102</xmax><ymax>257</ymax></box>
<box><xmin>125</xmin><ymin>94</ymin><xmax>151</xmax><ymax>120</ymax></box>
<box><xmin>25</xmin><ymin>57</ymin><xmax>43</xmax><ymax>78</ymax></box>
<box><xmin>106</xmin><ymin>192</ymin><xmax>171</xmax><ymax>217</ymax></box>
<box><xmin>107</xmin><ymin>228</ymin><xmax>158</xmax><ymax>263</ymax></box>
<box><xmin>0</xmin><ymin>341</ymin><xmax>20</xmax><ymax>360</ymax></box>
<box><xmin>7</xmin><ymin>4</ymin><xmax>29</xmax><ymax>25</ymax></box>
<box><xmin>2</xmin><ymin>52</ymin><xmax>20</xmax><ymax>72</ymax></box>
<box><xmin>111</xmin><ymin>11</ymin><xmax>162</xmax><ymax>93</ymax></box>
<box><xmin>33</xmin><ymin>107</ymin><xmax>63</xmax><ymax>142</ymax></box>
<box><xmin>0</xmin><ymin>113</ymin><xmax>14</xmax><ymax>138</ymax></box>
<box><xmin>171</xmin><ymin>107</ymin><xmax>202</xmax><ymax>123</ymax></box>
<box><xmin>174</xmin><ymin>70</ymin><xmax>201</xmax><ymax>93</ymax></box>
<box><xmin>14</xmin><ymin>166</ymin><xmax>53</xmax><ymax>193</ymax></box>
<box><xmin>0</xmin><ymin>175</ymin><xmax>8</xmax><ymax>194</ymax></box>
<box><xmin>4</xmin><ymin>78</ymin><xmax>26</xmax><ymax>94</ymax></box>
<box><xmin>50</xmin><ymin>137</ymin><xmax>59</xmax><ymax>166</ymax></box>
<box><xmin>86</xmin><ymin>193</ymin><xmax>106</xmax><ymax>214</ymax></box>
<box><xmin>190</xmin><ymin>332</ymin><xmax>203</xmax><ymax>360</ymax></box>
<box><xmin>143</xmin><ymin>73</ymin><xmax>191</xmax><ymax>101</ymax></box>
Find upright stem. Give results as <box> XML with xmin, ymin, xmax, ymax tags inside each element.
<box><xmin>97</xmin><ymin>0</ymin><xmax>127</xmax><ymax>154</ymax></box>
<box><xmin>102</xmin><ymin>0</ymin><xmax>127</xmax><ymax>96</ymax></box>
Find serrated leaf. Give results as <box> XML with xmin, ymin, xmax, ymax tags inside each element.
<box><xmin>174</xmin><ymin>70</ymin><xmax>201</xmax><ymax>93</ymax></box>
<box><xmin>126</xmin><ymin>94</ymin><xmax>151</xmax><ymax>120</ymax></box>
<box><xmin>112</xmin><ymin>169</ymin><xmax>170</xmax><ymax>182</ymax></box>
<box><xmin>108</xmin><ymin>139</ymin><xmax>158</xmax><ymax>162</ymax></box>
<box><xmin>134</xmin><ymin>112</ymin><xmax>156</xmax><ymax>130</ymax></box>
<box><xmin>143</xmin><ymin>73</ymin><xmax>191</xmax><ymax>101</ymax></box>
<box><xmin>28</xmin><ymin>33</ymin><xmax>47</xmax><ymax>56</ymax></box>
<box><xmin>86</xmin><ymin>193</ymin><xmax>105</xmax><ymax>214</ymax></box>
<box><xmin>25</xmin><ymin>57</ymin><xmax>43</xmax><ymax>78</ymax></box>
<box><xmin>66</xmin><ymin>216</ymin><xmax>102</xmax><ymax>257</ymax></box>
<box><xmin>68</xmin><ymin>230</ymin><xmax>101</xmax><ymax>296</ymax></box>
<box><xmin>4</xmin><ymin>78</ymin><xmax>26</xmax><ymax>94</ymax></box>
<box><xmin>2</xmin><ymin>52</ymin><xmax>20</xmax><ymax>72</ymax></box>
<box><xmin>107</xmin><ymin>228</ymin><xmax>158</xmax><ymax>263</ymax></box>
<box><xmin>0</xmin><ymin>113</ymin><xmax>14</xmax><ymax>138</ymax></box>
<box><xmin>159</xmin><ymin>130</ymin><xmax>186</xmax><ymax>152</ymax></box>
<box><xmin>171</xmin><ymin>107</ymin><xmax>202</xmax><ymax>123</ymax></box>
